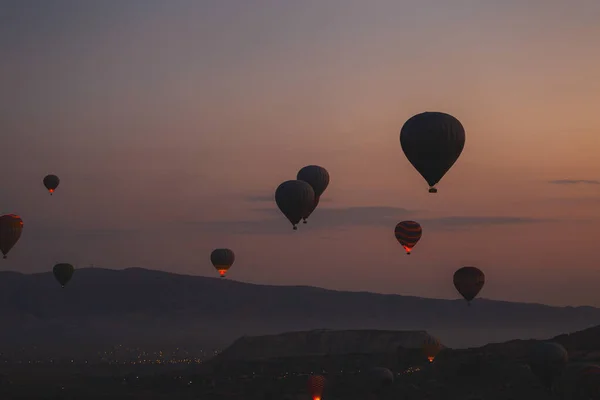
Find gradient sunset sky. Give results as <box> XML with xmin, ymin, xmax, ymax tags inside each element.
<box><xmin>1</xmin><ymin>0</ymin><xmax>600</xmax><ymax>307</ymax></box>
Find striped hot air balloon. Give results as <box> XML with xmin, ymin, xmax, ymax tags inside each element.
<box><xmin>394</xmin><ymin>221</ymin><xmax>422</xmax><ymax>255</ymax></box>
<box><xmin>307</xmin><ymin>375</ymin><xmax>326</xmax><ymax>400</ymax></box>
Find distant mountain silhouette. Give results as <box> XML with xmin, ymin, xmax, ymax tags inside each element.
<box><xmin>215</xmin><ymin>329</ymin><xmax>443</xmax><ymax>361</ymax></box>
<box><xmin>0</xmin><ymin>267</ymin><xmax>598</xmax><ymax>352</ymax></box>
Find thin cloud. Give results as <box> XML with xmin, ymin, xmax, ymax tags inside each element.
<box><xmin>420</xmin><ymin>216</ymin><xmax>553</xmax><ymax>230</ymax></box>
<box><xmin>548</xmin><ymin>179</ymin><xmax>600</xmax><ymax>185</ymax></box>
<box><xmin>245</xmin><ymin>194</ymin><xmax>332</xmax><ymax>203</ymax></box>
<box><xmin>181</xmin><ymin>207</ymin><xmax>553</xmax><ymax>235</ymax></box>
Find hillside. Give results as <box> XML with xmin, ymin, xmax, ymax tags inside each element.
<box><xmin>193</xmin><ymin>325</ymin><xmax>600</xmax><ymax>400</ymax></box>
<box><xmin>215</xmin><ymin>329</ymin><xmax>441</xmax><ymax>361</ymax></box>
<box><xmin>0</xmin><ymin>267</ymin><xmax>598</xmax><ymax>352</ymax></box>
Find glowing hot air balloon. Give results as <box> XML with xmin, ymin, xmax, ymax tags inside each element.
<box><xmin>210</xmin><ymin>248</ymin><xmax>235</xmax><ymax>278</ymax></box>
<box><xmin>394</xmin><ymin>221</ymin><xmax>422</xmax><ymax>255</ymax></box>
<box><xmin>43</xmin><ymin>174</ymin><xmax>60</xmax><ymax>195</ymax></box>
<box><xmin>307</xmin><ymin>374</ymin><xmax>326</xmax><ymax>400</ymax></box>
<box><xmin>0</xmin><ymin>214</ymin><xmax>23</xmax><ymax>259</ymax></box>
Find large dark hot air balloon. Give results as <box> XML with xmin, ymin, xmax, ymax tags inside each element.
<box><xmin>275</xmin><ymin>180</ymin><xmax>315</xmax><ymax>230</ymax></box>
<box><xmin>579</xmin><ymin>365</ymin><xmax>600</xmax><ymax>398</ymax></box>
<box><xmin>453</xmin><ymin>266</ymin><xmax>485</xmax><ymax>305</ymax></box>
<box><xmin>53</xmin><ymin>263</ymin><xmax>74</xmax><ymax>288</ymax></box>
<box><xmin>307</xmin><ymin>374</ymin><xmax>326</xmax><ymax>400</ymax></box>
<box><xmin>365</xmin><ymin>367</ymin><xmax>394</xmax><ymax>393</ymax></box>
<box><xmin>210</xmin><ymin>248</ymin><xmax>235</xmax><ymax>278</ymax></box>
<box><xmin>394</xmin><ymin>221</ymin><xmax>422</xmax><ymax>255</ymax></box>
<box><xmin>528</xmin><ymin>342</ymin><xmax>568</xmax><ymax>391</ymax></box>
<box><xmin>297</xmin><ymin>165</ymin><xmax>329</xmax><ymax>223</ymax></box>
<box><xmin>0</xmin><ymin>214</ymin><xmax>23</xmax><ymax>259</ymax></box>
<box><xmin>43</xmin><ymin>174</ymin><xmax>60</xmax><ymax>195</ymax></box>
<box><xmin>400</xmin><ymin>112</ymin><xmax>465</xmax><ymax>193</ymax></box>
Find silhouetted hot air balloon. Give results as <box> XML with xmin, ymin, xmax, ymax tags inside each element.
<box><xmin>307</xmin><ymin>375</ymin><xmax>326</xmax><ymax>400</ymax></box>
<box><xmin>528</xmin><ymin>342</ymin><xmax>568</xmax><ymax>391</ymax></box>
<box><xmin>579</xmin><ymin>365</ymin><xmax>600</xmax><ymax>398</ymax></box>
<box><xmin>0</xmin><ymin>214</ymin><xmax>23</xmax><ymax>259</ymax></box>
<box><xmin>394</xmin><ymin>221</ymin><xmax>422</xmax><ymax>255</ymax></box>
<box><xmin>453</xmin><ymin>266</ymin><xmax>485</xmax><ymax>305</ymax></box>
<box><xmin>365</xmin><ymin>367</ymin><xmax>394</xmax><ymax>393</ymax></box>
<box><xmin>400</xmin><ymin>112</ymin><xmax>465</xmax><ymax>193</ymax></box>
<box><xmin>297</xmin><ymin>165</ymin><xmax>329</xmax><ymax>223</ymax></box>
<box><xmin>53</xmin><ymin>263</ymin><xmax>74</xmax><ymax>288</ymax></box>
<box><xmin>43</xmin><ymin>174</ymin><xmax>60</xmax><ymax>195</ymax></box>
<box><xmin>275</xmin><ymin>180</ymin><xmax>315</xmax><ymax>230</ymax></box>
<box><xmin>210</xmin><ymin>248</ymin><xmax>235</xmax><ymax>278</ymax></box>
<box><xmin>422</xmin><ymin>336</ymin><xmax>442</xmax><ymax>363</ymax></box>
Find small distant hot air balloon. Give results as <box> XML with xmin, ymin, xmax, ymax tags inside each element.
<box><xmin>528</xmin><ymin>342</ymin><xmax>568</xmax><ymax>391</ymax></box>
<box><xmin>275</xmin><ymin>180</ymin><xmax>315</xmax><ymax>230</ymax></box>
<box><xmin>297</xmin><ymin>165</ymin><xmax>330</xmax><ymax>223</ymax></box>
<box><xmin>400</xmin><ymin>112</ymin><xmax>465</xmax><ymax>193</ymax></box>
<box><xmin>43</xmin><ymin>174</ymin><xmax>60</xmax><ymax>195</ymax></box>
<box><xmin>394</xmin><ymin>221</ymin><xmax>422</xmax><ymax>255</ymax></box>
<box><xmin>210</xmin><ymin>248</ymin><xmax>235</xmax><ymax>278</ymax></box>
<box><xmin>307</xmin><ymin>374</ymin><xmax>326</xmax><ymax>400</ymax></box>
<box><xmin>53</xmin><ymin>263</ymin><xmax>74</xmax><ymax>288</ymax></box>
<box><xmin>453</xmin><ymin>266</ymin><xmax>485</xmax><ymax>305</ymax></box>
<box><xmin>422</xmin><ymin>336</ymin><xmax>442</xmax><ymax>363</ymax></box>
<box><xmin>0</xmin><ymin>214</ymin><xmax>23</xmax><ymax>259</ymax></box>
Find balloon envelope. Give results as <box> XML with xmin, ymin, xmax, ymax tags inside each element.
<box><xmin>422</xmin><ymin>336</ymin><xmax>442</xmax><ymax>362</ymax></box>
<box><xmin>453</xmin><ymin>266</ymin><xmax>485</xmax><ymax>303</ymax></box>
<box><xmin>0</xmin><ymin>214</ymin><xmax>23</xmax><ymax>259</ymax></box>
<box><xmin>400</xmin><ymin>112</ymin><xmax>465</xmax><ymax>192</ymax></box>
<box><xmin>365</xmin><ymin>367</ymin><xmax>394</xmax><ymax>391</ymax></box>
<box><xmin>297</xmin><ymin>165</ymin><xmax>329</xmax><ymax>197</ymax></box>
<box><xmin>297</xmin><ymin>166</ymin><xmax>329</xmax><ymax>223</ymax></box>
<box><xmin>275</xmin><ymin>180</ymin><xmax>315</xmax><ymax>229</ymax></box>
<box><xmin>394</xmin><ymin>221</ymin><xmax>422</xmax><ymax>254</ymax></box>
<box><xmin>43</xmin><ymin>174</ymin><xmax>60</xmax><ymax>195</ymax></box>
<box><xmin>53</xmin><ymin>263</ymin><xmax>75</xmax><ymax>287</ymax></box>
<box><xmin>529</xmin><ymin>341</ymin><xmax>568</xmax><ymax>389</ymax></box>
<box><xmin>307</xmin><ymin>374</ymin><xmax>326</xmax><ymax>400</ymax></box>
<box><xmin>210</xmin><ymin>248</ymin><xmax>235</xmax><ymax>278</ymax></box>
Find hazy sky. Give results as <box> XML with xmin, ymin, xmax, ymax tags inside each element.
<box><xmin>1</xmin><ymin>0</ymin><xmax>600</xmax><ymax>307</ymax></box>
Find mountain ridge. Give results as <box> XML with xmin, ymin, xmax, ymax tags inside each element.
<box><xmin>0</xmin><ymin>267</ymin><xmax>598</xmax><ymax>350</ymax></box>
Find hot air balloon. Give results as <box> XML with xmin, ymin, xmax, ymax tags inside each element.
<box><xmin>53</xmin><ymin>263</ymin><xmax>74</xmax><ymax>288</ymax></box>
<box><xmin>394</xmin><ymin>221</ymin><xmax>422</xmax><ymax>255</ymax></box>
<box><xmin>307</xmin><ymin>375</ymin><xmax>326</xmax><ymax>400</ymax></box>
<box><xmin>400</xmin><ymin>112</ymin><xmax>465</xmax><ymax>193</ymax></box>
<box><xmin>297</xmin><ymin>165</ymin><xmax>329</xmax><ymax>223</ymax></box>
<box><xmin>578</xmin><ymin>365</ymin><xmax>600</xmax><ymax>398</ymax></box>
<box><xmin>0</xmin><ymin>214</ymin><xmax>23</xmax><ymax>259</ymax></box>
<box><xmin>453</xmin><ymin>266</ymin><xmax>485</xmax><ymax>305</ymax></box>
<box><xmin>275</xmin><ymin>180</ymin><xmax>315</xmax><ymax>230</ymax></box>
<box><xmin>43</xmin><ymin>174</ymin><xmax>60</xmax><ymax>195</ymax></box>
<box><xmin>210</xmin><ymin>248</ymin><xmax>235</xmax><ymax>278</ymax></box>
<box><xmin>422</xmin><ymin>336</ymin><xmax>442</xmax><ymax>363</ymax></box>
<box><xmin>365</xmin><ymin>367</ymin><xmax>394</xmax><ymax>393</ymax></box>
<box><xmin>528</xmin><ymin>342</ymin><xmax>568</xmax><ymax>391</ymax></box>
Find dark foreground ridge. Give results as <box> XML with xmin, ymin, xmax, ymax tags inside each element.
<box><xmin>0</xmin><ymin>267</ymin><xmax>599</xmax><ymax>352</ymax></box>
<box><xmin>190</xmin><ymin>325</ymin><xmax>600</xmax><ymax>399</ymax></box>
<box><xmin>215</xmin><ymin>329</ymin><xmax>443</xmax><ymax>361</ymax></box>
